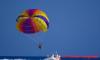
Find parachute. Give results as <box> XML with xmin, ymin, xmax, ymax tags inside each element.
<box><xmin>16</xmin><ymin>9</ymin><xmax>49</xmax><ymax>34</ymax></box>
<box><xmin>16</xmin><ymin>9</ymin><xmax>49</xmax><ymax>49</ymax></box>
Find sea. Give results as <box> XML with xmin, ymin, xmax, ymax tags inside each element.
<box><xmin>0</xmin><ymin>56</ymin><xmax>99</xmax><ymax>60</ymax></box>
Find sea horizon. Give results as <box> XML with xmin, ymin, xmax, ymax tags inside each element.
<box><xmin>0</xmin><ymin>56</ymin><xmax>99</xmax><ymax>60</ymax></box>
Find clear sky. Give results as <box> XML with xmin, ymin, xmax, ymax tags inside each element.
<box><xmin>0</xmin><ymin>0</ymin><xmax>100</xmax><ymax>56</ymax></box>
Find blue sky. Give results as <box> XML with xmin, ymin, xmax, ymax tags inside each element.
<box><xmin>0</xmin><ymin>0</ymin><xmax>100</xmax><ymax>56</ymax></box>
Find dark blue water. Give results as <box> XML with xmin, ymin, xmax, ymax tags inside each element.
<box><xmin>0</xmin><ymin>56</ymin><xmax>99</xmax><ymax>60</ymax></box>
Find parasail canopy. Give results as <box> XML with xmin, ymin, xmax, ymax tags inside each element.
<box><xmin>16</xmin><ymin>9</ymin><xmax>49</xmax><ymax>34</ymax></box>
